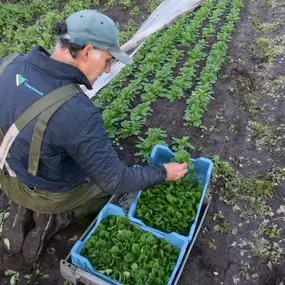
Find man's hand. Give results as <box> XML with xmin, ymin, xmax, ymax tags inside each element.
<box><xmin>163</xmin><ymin>162</ymin><xmax>188</xmax><ymax>181</ymax></box>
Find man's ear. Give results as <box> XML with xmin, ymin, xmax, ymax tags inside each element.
<box><xmin>81</xmin><ymin>45</ymin><xmax>94</xmax><ymax>62</ymax></box>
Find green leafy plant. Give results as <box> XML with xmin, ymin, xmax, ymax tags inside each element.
<box><xmin>146</xmin><ymin>0</ymin><xmax>164</xmax><ymax>13</ymax></box>
<box><xmin>135</xmin><ymin>128</ymin><xmax>167</xmax><ymax>162</ymax></box>
<box><xmin>172</xmin><ymin>137</ymin><xmax>195</xmax><ymax>152</ymax></box>
<box><xmin>82</xmin><ymin>216</ymin><xmax>180</xmax><ymax>285</ymax></box>
<box><xmin>119</xmin><ymin>0</ymin><xmax>132</xmax><ymax>9</ymax></box>
<box><xmin>263</xmin><ymin>224</ymin><xmax>282</xmax><ymax>239</ymax></box>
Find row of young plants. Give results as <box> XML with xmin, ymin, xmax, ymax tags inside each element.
<box><xmin>0</xmin><ymin>0</ymin><xmax>146</xmax><ymax>58</ymax></box>
<box><xmin>116</xmin><ymin>0</ymin><xmax>230</xmax><ymax>140</ymax></box>
<box><xmin>99</xmin><ymin>13</ymin><xmax>193</xmax><ymax>137</ymax></box>
<box><xmin>0</xmin><ymin>0</ymin><xmax>103</xmax><ymax>58</ymax></box>
<box><xmin>82</xmin><ymin>216</ymin><xmax>180</xmax><ymax>285</ymax></box>
<box><xmin>0</xmin><ymin>0</ymin><xmax>66</xmax><ymax>35</ymax></box>
<box><xmin>98</xmin><ymin>0</ymin><xmax>218</xmax><ymax>138</ymax></box>
<box><xmin>96</xmin><ymin>0</ymin><xmax>243</xmax><ymax>141</ymax></box>
<box><xmin>166</xmin><ymin>0</ymin><xmax>229</xmax><ymax>102</ymax></box>
<box><xmin>184</xmin><ymin>0</ymin><xmax>244</xmax><ymax>126</ymax></box>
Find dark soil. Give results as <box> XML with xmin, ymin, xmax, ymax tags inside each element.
<box><xmin>1</xmin><ymin>0</ymin><xmax>285</xmax><ymax>284</ymax></box>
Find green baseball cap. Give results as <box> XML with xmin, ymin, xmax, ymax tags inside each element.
<box><xmin>64</xmin><ymin>10</ymin><xmax>133</xmax><ymax>64</ymax></box>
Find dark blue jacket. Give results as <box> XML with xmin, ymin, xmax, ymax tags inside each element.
<box><xmin>0</xmin><ymin>46</ymin><xmax>166</xmax><ymax>193</ymax></box>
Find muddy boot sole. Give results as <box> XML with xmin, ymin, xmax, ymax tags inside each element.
<box><xmin>2</xmin><ymin>203</ymin><xmax>33</xmax><ymax>254</ymax></box>
<box><xmin>22</xmin><ymin>212</ymin><xmax>74</xmax><ymax>264</ymax></box>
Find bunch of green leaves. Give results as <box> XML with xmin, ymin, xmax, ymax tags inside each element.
<box><xmin>172</xmin><ymin>137</ymin><xmax>195</xmax><ymax>153</ymax></box>
<box><xmin>171</xmin><ymin>137</ymin><xmax>196</xmax><ymax>170</ymax></box>
<box><xmin>184</xmin><ymin>0</ymin><xmax>243</xmax><ymax>126</ymax></box>
<box><xmin>119</xmin><ymin>102</ymin><xmax>152</xmax><ymax>139</ymax></box>
<box><xmin>135</xmin><ymin>128</ymin><xmax>167</xmax><ymax>162</ymax></box>
<box><xmin>136</xmin><ymin>177</ymin><xmax>203</xmax><ymax>235</ymax></box>
<box><xmin>174</xmin><ymin>150</ymin><xmax>190</xmax><ymax>163</ymax></box>
<box><xmin>82</xmin><ymin>216</ymin><xmax>180</xmax><ymax>285</ymax></box>
<box><xmin>119</xmin><ymin>0</ymin><xmax>132</xmax><ymax>9</ymax></box>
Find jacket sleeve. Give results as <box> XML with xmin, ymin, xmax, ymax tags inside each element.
<box><xmin>65</xmin><ymin>103</ymin><xmax>167</xmax><ymax>195</ymax></box>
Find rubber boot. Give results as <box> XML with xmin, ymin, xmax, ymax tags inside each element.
<box><xmin>22</xmin><ymin>212</ymin><xmax>74</xmax><ymax>264</ymax></box>
<box><xmin>2</xmin><ymin>201</ymin><xmax>33</xmax><ymax>254</ymax></box>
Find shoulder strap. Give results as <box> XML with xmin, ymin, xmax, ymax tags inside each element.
<box><xmin>0</xmin><ymin>84</ymin><xmax>79</xmax><ymax>171</ymax></box>
<box><xmin>0</xmin><ymin>53</ymin><xmax>21</xmax><ymax>77</ymax></box>
<box><xmin>28</xmin><ymin>94</ymin><xmax>76</xmax><ymax>176</ymax></box>
<box><xmin>0</xmin><ymin>53</ymin><xmax>22</xmax><ymax>141</ymax></box>
<box><xmin>0</xmin><ymin>124</ymin><xmax>17</xmax><ymax>177</ymax></box>
<box><xmin>0</xmin><ymin>125</ymin><xmax>4</xmax><ymax>144</ymax></box>
<box><xmin>0</xmin><ymin>53</ymin><xmax>22</xmax><ymax>177</ymax></box>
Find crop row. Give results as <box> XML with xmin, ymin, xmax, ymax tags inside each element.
<box><xmin>165</xmin><ymin>0</ymin><xmax>229</xmax><ymax>102</ymax></box>
<box><xmin>95</xmin><ymin>0</ymin><xmax>217</xmax><ymax>107</ymax></box>
<box><xmin>100</xmin><ymin>14</ymin><xmax>194</xmax><ymax>137</ymax></box>
<box><xmin>101</xmin><ymin>0</ymin><xmax>231</xmax><ymax>140</ymax></box>
<box><xmin>100</xmin><ymin>0</ymin><xmax>218</xmax><ymax>138</ymax></box>
<box><xmin>101</xmin><ymin>0</ymin><xmax>243</xmax><ymax>143</ymax></box>
<box><xmin>0</xmin><ymin>0</ymin><xmax>104</xmax><ymax>58</ymax></box>
<box><xmin>0</xmin><ymin>0</ymin><xmax>66</xmax><ymax>36</ymax></box>
<box><xmin>184</xmin><ymin>0</ymin><xmax>243</xmax><ymax>126</ymax></box>
<box><xmin>120</xmin><ymin>0</ymin><xmax>230</xmax><ymax>140</ymax></box>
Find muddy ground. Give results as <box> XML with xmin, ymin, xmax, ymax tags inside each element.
<box><xmin>1</xmin><ymin>0</ymin><xmax>285</xmax><ymax>284</ymax></box>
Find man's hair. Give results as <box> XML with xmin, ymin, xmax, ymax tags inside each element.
<box><xmin>54</xmin><ymin>21</ymin><xmax>85</xmax><ymax>59</ymax></box>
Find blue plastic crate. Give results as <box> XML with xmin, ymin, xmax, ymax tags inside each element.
<box><xmin>128</xmin><ymin>144</ymin><xmax>213</xmax><ymax>243</ymax></box>
<box><xmin>71</xmin><ymin>203</ymin><xmax>188</xmax><ymax>285</ymax></box>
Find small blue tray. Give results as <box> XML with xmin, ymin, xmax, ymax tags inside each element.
<box><xmin>71</xmin><ymin>203</ymin><xmax>188</xmax><ymax>285</ymax></box>
<box><xmin>128</xmin><ymin>144</ymin><xmax>213</xmax><ymax>243</ymax></box>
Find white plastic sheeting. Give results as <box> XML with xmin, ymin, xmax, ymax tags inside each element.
<box><xmin>83</xmin><ymin>0</ymin><xmax>205</xmax><ymax>99</ymax></box>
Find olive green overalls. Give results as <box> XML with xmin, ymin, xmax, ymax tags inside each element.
<box><xmin>0</xmin><ymin>54</ymin><xmax>110</xmax><ymax>217</ymax></box>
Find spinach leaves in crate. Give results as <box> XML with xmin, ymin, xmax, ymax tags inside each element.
<box><xmin>82</xmin><ymin>216</ymin><xmax>180</xmax><ymax>285</ymax></box>
<box><xmin>136</xmin><ymin>177</ymin><xmax>203</xmax><ymax>236</ymax></box>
